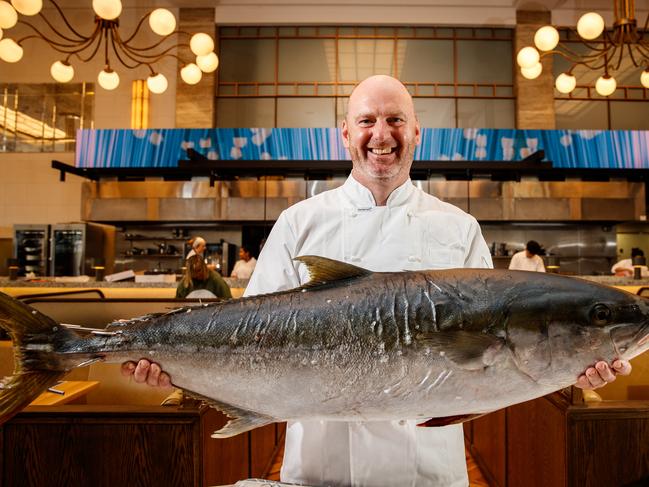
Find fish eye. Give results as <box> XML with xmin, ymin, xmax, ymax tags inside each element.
<box><xmin>590</xmin><ymin>304</ymin><xmax>612</xmax><ymax>326</ymax></box>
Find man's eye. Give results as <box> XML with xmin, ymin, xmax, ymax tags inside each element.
<box><xmin>389</xmin><ymin>118</ymin><xmax>404</xmax><ymax>124</ymax></box>
<box><xmin>358</xmin><ymin>120</ymin><xmax>373</xmax><ymax>126</ymax></box>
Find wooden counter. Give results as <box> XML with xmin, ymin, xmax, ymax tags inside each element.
<box><xmin>466</xmin><ymin>392</ymin><xmax>649</xmax><ymax>487</ymax></box>
<box><xmin>0</xmin><ymin>405</ymin><xmax>284</xmax><ymax>487</ymax></box>
<box><xmin>29</xmin><ymin>381</ymin><xmax>99</xmax><ymax>406</ymax></box>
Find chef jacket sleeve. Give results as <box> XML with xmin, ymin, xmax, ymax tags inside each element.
<box><xmin>464</xmin><ymin>218</ymin><xmax>493</xmax><ymax>270</ymax></box>
<box><xmin>244</xmin><ymin>211</ymin><xmax>302</xmax><ymax>297</ymax></box>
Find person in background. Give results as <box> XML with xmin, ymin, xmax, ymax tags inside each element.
<box><xmin>230</xmin><ymin>245</ymin><xmax>257</xmax><ymax>279</ymax></box>
<box><xmin>185</xmin><ymin>236</ymin><xmax>206</xmax><ymax>261</ymax></box>
<box><xmin>508</xmin><ymin>240</ymin><xmax>546</xmax><ymax>272</ymax></box>
<box><xmin>176</xmin><ymin>254</ymin><xmax>231</xmax><ymax>299</ymax></box>
<box><xmin>122</xmin><ymin>75</ymin><xmax>630</xmax><ymax>486</ymax></box>
<box><xmin>611</xmin><ymin>247</ymin><xmax>649</xmax><ymax>277</ymax></box>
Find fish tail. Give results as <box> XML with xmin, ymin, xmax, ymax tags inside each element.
<box><xmin>0</xmin><ymin>291</ymin><xmax>68</xmax><ymax>424</ymax></box>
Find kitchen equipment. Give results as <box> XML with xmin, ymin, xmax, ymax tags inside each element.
<box><xmin>50</xmin><ymin>223</ymin><xmax>109</xmax><ymax>277</ymax></box>
<box><xmin>13</xmin><ymin>224</ymin><xmax>50</xmax><ymax>277</ymax></box>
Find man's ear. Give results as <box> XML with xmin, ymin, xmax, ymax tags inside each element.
<box><xmin>414</xmin><ymin>116</ymin><xmax>421</xmax><ymax>145</ymax></box>
<box><xmin>341</xmin><ymin>119</ymin><xmax>350</xmax><ymax>148</ymax></box>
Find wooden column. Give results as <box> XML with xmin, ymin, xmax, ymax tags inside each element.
<box><xmin>515</xmin><ymin>10</ymin><xmax>556</xmax><ymax>129</ymax></box>
<box><xmin>176</xmin><ymin>8</ymin><xmax>216</xmax><ymax>128</ymax></box>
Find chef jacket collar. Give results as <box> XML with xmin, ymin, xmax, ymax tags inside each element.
<box><xmin>342</xmin><ymin>174</ymin><xmax>415</xmax><ymax>209</ymax></box>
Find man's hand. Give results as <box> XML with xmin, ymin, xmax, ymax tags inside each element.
<box><xmin>575</xmin><ymin>360</ymin><xmax>632</xmax><ymax>390</ymax></box>
<box><xmin>121</xmin><ymin>359</ymin><xmax>172</xmax><ymax>388</ymax></box>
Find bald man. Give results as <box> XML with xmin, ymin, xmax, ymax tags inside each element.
<box><xmin>123</xmin><ymin>75</ymin><xmax>630</xmax><ymax>486</ymax></box>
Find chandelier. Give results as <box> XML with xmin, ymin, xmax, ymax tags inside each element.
<box><xmin>516</xmin><ymin>0</ymin><xmax>649</xmax><ymax>96</ymax></box>
<box><xmin>0</xmin><ymin>0</ymin><xmax>219</xmax><ymax>94</ymax></box>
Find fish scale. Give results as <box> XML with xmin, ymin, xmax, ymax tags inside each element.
<box><xmin>1</xmin><ymin>255</ymin><xmax>649</xmax><ymax>437</ymax></box>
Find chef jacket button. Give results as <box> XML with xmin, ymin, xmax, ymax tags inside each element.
<box><xmin>398</xmin><ymin>420</ymin><xmax>406</xmax><ymax>426</ymax></box>
<box><xmin>408</xmin><ymin>255</ymin><xmax>420</xmax><ymax>262</ymax></box>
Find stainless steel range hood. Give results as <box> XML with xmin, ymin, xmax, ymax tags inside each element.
<box><xmin>81</xmin><ymin>178</ymin><xmax>646</xmax><ymax>223</ymax></box>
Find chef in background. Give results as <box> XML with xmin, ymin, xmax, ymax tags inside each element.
<box><xmin>509</xmin><ymin>240</ymin><xmax>546</xmax><ymax>272</ymax></box>
<box><xmin>230</xmin><ymin>245</ymin><xmax>257</xmax><ymax>279</ymax></box>
<box><xmin>185</xmin><ymin>236</ymin><xmax>206</xmax><ymax>261</ymax></box>
<box><xmin>611</xmin><ymin>247</ymin><xmax>649</xmax><ymax>277</ymax></box>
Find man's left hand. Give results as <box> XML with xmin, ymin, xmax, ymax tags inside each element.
<box><xmin>575</xmin><ymin>360</ymin><xmax>632</xmax><ymax>390</ymax></box>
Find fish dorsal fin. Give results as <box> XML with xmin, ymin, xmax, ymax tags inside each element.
<box><xmin>294</xmin><ymin>255</ymin><xmax>371</xmax><ymax>289</ymax></box>
<box><xmin>180</xmin><ymin>387</ymin><xmax>276</xmax><ymax>438</ymax></box>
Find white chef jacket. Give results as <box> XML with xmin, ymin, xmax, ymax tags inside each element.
<box><xmin>231</xmin><ymin>257</ymin><xmax>257</xmax><ymax>279</ymax></box>
<box><xmin>245</xmin><ymin>174</ymin><xmax>493</xmax><ymax>487</ymax></box>
<box><xmin>508</xmin><ymin>250</ymin><xmax>545</xmax><ymax>272</ymax></box>
<box><xmin>611</xmin><ymin>258</ymin><xmax>649</xmax><ymax>277</ymax></box>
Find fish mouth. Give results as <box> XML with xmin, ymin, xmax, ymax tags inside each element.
<box><xmin>610</xmin><ymin>321</ymin><xmax>649</xmax><ymax>360</ymax></box>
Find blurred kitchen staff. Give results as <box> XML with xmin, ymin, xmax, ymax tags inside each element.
<box><xmin>508</xmin><ymin>240</ymin><xmax>546</xmax><ymax>272</ymax></box>
<box><xmin>611</xmin><ymin>247</ymin><xmax>649</xmax><ymax>277</ymax></box>
<box><xmin>185</xmin><ymin>236</ymin><xmax>206</xmax><ymax>261</ymax></box>
<box><xmin>123</xmin><ymin>75</ymin><xmax>631</xmax><ymax>487</ymax></box>
<box><xmin>230</xmin><ymin>245</ymin><xmax>257</xmax><ymax>279</ymax></box>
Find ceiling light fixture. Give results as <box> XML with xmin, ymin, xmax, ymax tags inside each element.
<box><xmin>516</xmin><ymin>0</ymin><xmax>649</xmax><ymax>96</ymax></box>
<box><xmin>0</xmin><ymin>0</ymin><xmax>219</xmax><ymax>93</ymax></box>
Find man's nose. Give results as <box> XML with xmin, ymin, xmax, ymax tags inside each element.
<box><xmin>371</xmin><ymin>119</ymin><xmax>392</xmax><ymax>143</ymax></box>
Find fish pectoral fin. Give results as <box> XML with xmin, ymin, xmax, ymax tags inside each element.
<box><xmin>293</xmin><ymin>255</ymin><xmax>371</xmax><ymax>288</ymax></box>
<box><xmin>211</xmin><ymin>412</ymin><xmax>275</xmax><ymax>439</ymax></box>
<box><xmin>417</xmin><ymin>412</ymin><xmax>490</xmax><ymax>427</ymax></box>
<box><xmin>180</xmin><ymin>388</ymin><xmax>276</xmax><ymax>439</ymax></box>
<box><xmin>416</xmin><ymin>331</ymin><xmax>505</xmax><ymax>370</ymax></box>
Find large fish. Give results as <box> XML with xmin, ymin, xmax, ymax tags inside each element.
<box><xmin>1</xmin><ymin>256</ymin><xmax>648</xmax><ymax>437</ymax></box>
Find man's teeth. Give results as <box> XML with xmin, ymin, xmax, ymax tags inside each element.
<box><xmin>370</xmin><ymin>148</ymin><xmax>394</xmax><ymax>155</ymax></box>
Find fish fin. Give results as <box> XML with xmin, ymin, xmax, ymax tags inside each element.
<box><xmin>417</xmin><ymin>412</ymin><xmax>489</xmax><ymax>427</ymax></box>
<box><xmin>181</xmin><ymin>388</ymin><xmax>276</xmax><ymax>438</ymax></box>
<box><xmin>294</xmin><ymin>255</ymin><xmax>371</xmax><ymax>288</ymax></box>
<box><xmin>415</xmin><ymin>331</ymin><xmax>505</xmax><ymax>371</ymax></box>
<box><xmin>0</xmin><ymin>371</ymin><xmax>65</xmax><ymax>424</ymax></box>
<box><xmin>0</xmin><ymin>291</ymin><xmax>72</xmax><ymax>424</ymax></box>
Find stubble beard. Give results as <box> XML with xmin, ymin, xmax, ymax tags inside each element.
<box><xmin>349</xmin><ymin>142</ymin><xmax>416</xmax><ymax>183</ymax></box>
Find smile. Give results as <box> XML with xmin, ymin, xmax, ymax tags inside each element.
<box><xmin>370</xmin><ymin>147</ymin><xmax>396</xmax><ymax>155</ymax></box>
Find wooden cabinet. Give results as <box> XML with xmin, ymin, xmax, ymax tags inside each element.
<box><xmin>0</xmin><ymin>405</ymin><xmax>283</xmax><ymax>487</ymax></box>
<box><xmin>466</xmin><ymin>392</ymin><xmax>649</xmax><ymax>487</ymax></box>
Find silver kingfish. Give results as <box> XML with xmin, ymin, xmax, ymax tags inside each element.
<box><xmin>1</xmin><ymin>256</ymin><xmax>648</xmax><ymax>437</ymax></box>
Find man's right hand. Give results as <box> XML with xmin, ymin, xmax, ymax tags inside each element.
<box><xmin>121</xmin><ymin>359</ymin><xmax>172</xmax><ymax>388</ymax></box>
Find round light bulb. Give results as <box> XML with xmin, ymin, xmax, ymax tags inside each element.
<box><xmin>10</xmin><ymin>0</ymin><xmax>41</xmax><ymax>16</ymax></box>
<box><xmin>577</xmin><ymin>12</ymin><xmax>605</xmax><ymax>40</ymax></box>
<box><xmin>147</xmin><ymin>73</ymin><xmax>168</xmax><ymax>94</ymax></box>
<box><xmin>196</xmin><ymin>52</ymin><xmax>218</xmax><ymax>73</ymax></box>
<box><xmin>0</xmin><ymin>1</ymin><xmax>18</xmax><ymax>29</ymax></box>
<box><xmin>555</xmin><ymin>73</ymin><xmax>576</xmax><ymax>94</ymax></box>
<box><xmin>50</xmin><ymin>60</ymin><xmax>74</xmax><ymax>82</ymax></box>
<box><xmin>0</xmin><ymin>38</ymin><xmax>22</xmax><ymax>62</ymax></box>
<box><xmin>92</xmin><ymin>0</ymin><xmax>121</xmax><ymax>20</ymax></box>
<box><xmin>595</xmin><ymin>75</ymin><xmax>616</xmax><ymax>96</ymax></box>
<box><xmin>521</xmin><ymin>62</ymin><xmax>542</xmax><ymax>80</ymax></box>
<box><xmin>641</xmin><ymin>70</ymin><xmax>649</xmax><ymax>89</ymax></box>
<box><xmin>190</xmin><ymin>33</ymin><xmax>214</xmax><ymax>56</ymax></box>
<box><xmin>98</xmin><ymin>69</ymin><xmax>120</xmax><ymax>90</ymax></box>
<box><xmin>534</xmin><ymin>26</ymin><xmax>559</xmax><ymax>52</ymax></box>
<box><xmin>149</xmin><ymin>8</ymin><xmax>176</xmax><ymax>36</ymax></box>
<box><xmin>180</xmin><ymin>63</ymin><xmax>202</xmax><ymax>85</ymax></box>
<box><xmin>516</xmin><ymin>46</ymin><xmax>540</xmax><ymax>69</ymax></box>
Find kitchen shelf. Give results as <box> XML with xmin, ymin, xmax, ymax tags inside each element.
<box><xmin>125</xmin><ymin>237</ymin><xmax>187</xmax><ymax>241</ymax></box>
<box><xmin>124</xmin><ymin>254</ymin><xmax>184</xmax><ymax>259</ymax></box>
